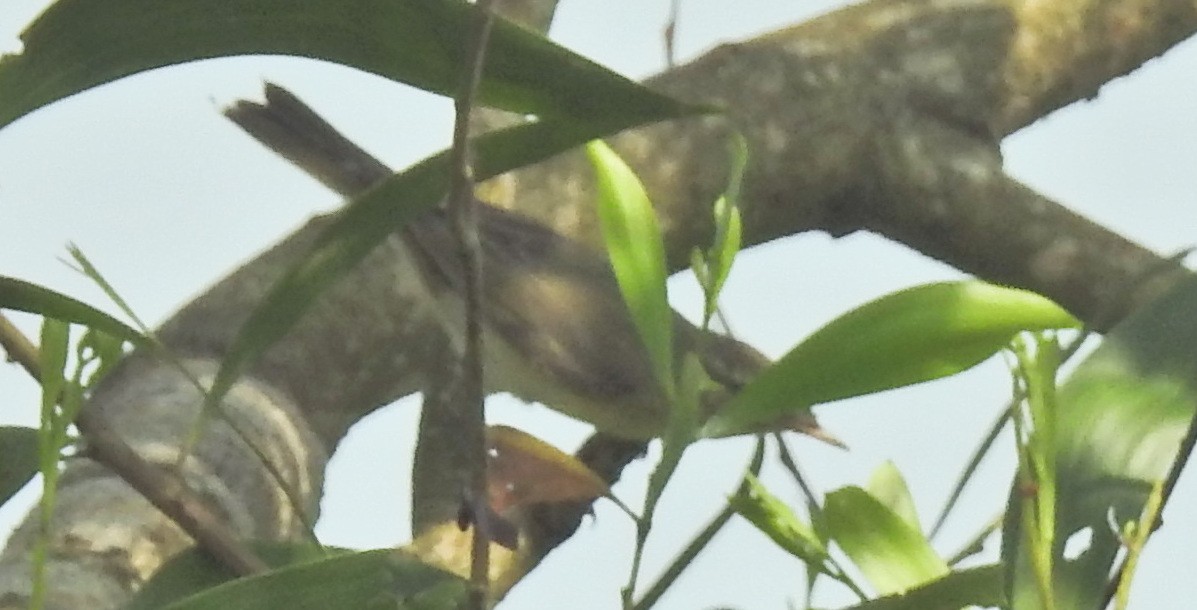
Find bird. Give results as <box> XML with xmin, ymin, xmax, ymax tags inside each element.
<box><xmin>224</xmin><ymin>83</ymin><xmax>842</xmax><ymax>446</ymax></box>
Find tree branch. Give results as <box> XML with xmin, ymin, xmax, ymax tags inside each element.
<box><xmin>494</xmin><ymin>0</ymin><xmax>1196</xmax><ymax>328</ymax></box>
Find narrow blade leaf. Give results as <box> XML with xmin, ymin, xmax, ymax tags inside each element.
<box><xmin>0</xmin><ymin>276</ymin><xmax>146</xmax><ymax>346</ymax></box>
<box><xmin>706</xmin><ymin>280</ymin><xmax>1079</xmax><ymax>437</ymax></box>
<box><xmin>132</xmin><ymin>548</ymin><xmax>467</xmax><ymax>610</ymax></box>
<box><xmin>0</xmin><ymin>0</ymin><xmax>697</xmax><ymax>129</ymax></box>
<box><xmin>587</xmin><ymin>140</ymin><xmax>673</xmax><ymax>393</ymax></box>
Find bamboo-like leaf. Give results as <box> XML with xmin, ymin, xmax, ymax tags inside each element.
<box><xmin>824</xmin><ymin>486</ymin><xmax>949</xmax><ymax>596</ymax></box>
<box><xmin>587</xmin><ymin>140</ymin><xmax>674</xmax><ymax>393</ymax></box>
<box><xmin>127</xmin><ymin>543</ymin><xmax>337</xmax><ymax>610</ymax></box>
<box><xmin>0</xmin><ymin>0</ymin><xmax>697</xmax><ymax>130</ymax></box>
<box><xmin>705</xmin><ymin>281</ymin><xmax>1080</xmax><ymax>437</ymax></box>
<box><xmin>0</xmin><ymin>276</ymin><xmax>146</xmax><ymax>346</ymax></box>
<box><xmin>129</xmin><ymin>548</ymin><xmax>466</xmax><ymax>610</ymax></box>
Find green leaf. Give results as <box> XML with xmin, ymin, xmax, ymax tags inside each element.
<box><xmin>693</xmin><ymin>133</ymin><xmax>746</xmax><ymax>328</ymax></box>
<box><xmin>1002</xmin><ymin>276</ymin><xmax>1197</xmax><ymax>610</ymax></box>
<box><xmin>836</xmin><ymin>564</ymin><xmax>1005</xmax><ymax>610</ymax></box>
<box><xmin>128</xmin><ymin>548</ymin><xmax>467</xmax><ymax>610</ymax></box>
<box><xmin>707</xmin><ymin>134</ymin><xmax>746</xmax><ymax>301</ymax></box>
<box><xmin>66</xmin><ymin>244</ymin><xmax>152</xmax><ymax>334</ymax></box>
<box><xmin>705</xmin><ymin>280</ymin><xmax>1080</xmax><ymax>437</ymax></box>
<box><xmin>1004</xmin><ymin>333</ymin><xmax>1063</xmax><ymax>608</ymax></box>
<box><xmin>128</xmin><ymin>543</ymin><xmax>338</xmax><ymax>609</ymax></box>
<box><xmin>37</xmin><ymin>318</ymin><xmax>69</xmax><ymax>440</ymax></box>
<box><xmin>76</xmin><ymin>327</ymin><xmax>129</xmax><ymax>388</ymax></box>
<box><xmin>866</xmin><ymin>461</ymin><xmax>921</xmax><ymax>535</ymax></box>
<box><xmin>33</xmin><ymin>317</ymin><xmax>71</xmax><ymax>608</ymax></box>
<box><xmin>730</xmin><ymin>475</ymin><xmax>828</xmax><ymax>568</ymax></box>
<box><xmin>824</xmin><ymin>486</ymin><xmax>948</xmax><ymax>596</ymax></box>
<box><xmin>0</xmin><ymin>0</ymin><xmax>698</xmax><ymax>130</ymax></box>
<box><xmin>0</xmin><ymin>426</ymin><xmax>39</xmax><ymax>506</ymax></box>
<box><xmin>586</xmin><ymin>140</ymin><xmax>674</xmax><ymax>393</ymax></box>
<box><xmin>0</xmin><ymin>276</ymin><xmax>146</xmax><ymax>346</ymax></box>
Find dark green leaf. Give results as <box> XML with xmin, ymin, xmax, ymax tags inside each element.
<box><xmin>127</xmin><ymin>542</ymin><xmax>338</xmax><ymax>610</ymax></box>
<box><xmin>1002</xmin><ymin>276</ymin><xmax>1197</xmax><ymax>610</ymax></box>
<box><xmin>824</xmin><ymin>486</ymin><xmax>948</xmax><ymax>596</ymax></box>
<box><xmin>835</xmin><ymin>565</ymin><xmax>1005</xmax><ymax>610</ymax></box>
<box><xmin>0</xmin><ymin>0</ymin><xmax>698</xmax><ymax>130</ymax></box>
<box><xmin>0</xmin><ymin>276</ymin><xmax>146</xmax><ymax>346</ymax></box>
<box><xmin>705</xmin><ymin>281</ymin><xmax>1079</xmax><ymax>437</ymax></box>
<box><xmin>128</xmin><ymin>547</ymin><xmax>467</xmax><ymax>610</ymax></box>
<box><xmin>0</xmin><ymin>426</ymin><xmax>39</xmax><ymax>506</ymax></box>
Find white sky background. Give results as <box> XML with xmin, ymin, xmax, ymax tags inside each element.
<box><xmin>2</xmin><ymin>1</ymin><xmax>1196</xmax><ymax>608</ymax></box>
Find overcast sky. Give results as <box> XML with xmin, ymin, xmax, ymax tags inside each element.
<box><xmin>3</xmin><ymin>1</ymin><xmax>1197</xmax><ymax>608</ymax></box>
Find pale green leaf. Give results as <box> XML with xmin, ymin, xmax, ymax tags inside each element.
<box><xmin>867</xmin><ymin>461</ymin><xmax>921</xmax><ymax>535</ymax></box>
<box><xmin>587</xmin><ymin>140</ymin><xmax>673</xmax><ymax>393</ymax></box>
<box><xmin>705</xmin><ymin>280</ymin><xmax>1079</xmax><ymax>437</ymax></box>
<box><xmin>825</xmin><ymin>486</ymin><xmax>948</xmax><ymax>595</ymax></box>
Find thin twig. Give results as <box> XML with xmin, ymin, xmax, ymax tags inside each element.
<box><xmin>774</xmin><ymin>433</ymin><xmax>819</xmax><ymax>508</ymax></box>
<box><xmin>0</xmin><ymin>313</ymin><xmax>40</xmax><ymax>377</ymax></box>
<box><xmin>0</xmin><ymin>312</ymin><xmax>268</xmax><ymax>576</ymax></box>
<box><xmin>632</xmin><ymin>438</ymin><xmax>765</xmax><ymax>610</ymax></box>
<box><xmin>663</xmin><ymin>0</ymin><xmax>680</xmax><ymax>68</ymax></box>
<box><xmin>944</xmin><ymin>511</ymin><xmax>1003</xmax><ymax>566</ymax></box>
<box><xmin>446</xmin><ymin>0</ymin><xmax>502</xmax><ymax>605</ymax></box>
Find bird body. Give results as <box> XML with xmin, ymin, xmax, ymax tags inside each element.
<box><xmin>225</xmin><ymin>84</ymin><xmax>842</xmax><ymax>446</ymax></box>
<box><xmin>404</xmin><ymin>203</ymin><xmax>840</xmax><ymax>444</ymax></box>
